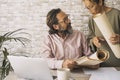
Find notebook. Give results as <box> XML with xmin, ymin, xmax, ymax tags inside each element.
<box><xmin>7</xmin><ymin>55</ymin><xmax>53</xmax><ymax>80</ymax></box>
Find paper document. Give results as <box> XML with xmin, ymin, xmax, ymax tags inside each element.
<box><xmin>83</xmin><ymin>67</ymin><xmax>120</xmax><ymax>80</ymax></box>
<box><xmin>76</xmin><ymin>49</ymin><xmax>109</xmax><ymax>66</ymax></box>
<box><xmin>93</xmin><ymin>13</ymin><xmax>120</xmax><ymax>58</ymax></box>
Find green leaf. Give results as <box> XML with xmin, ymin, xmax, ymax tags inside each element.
<box><xmin>0</xmin><ymin>28</ymin><xmax>30</xmax><ymax>80</ymax></box>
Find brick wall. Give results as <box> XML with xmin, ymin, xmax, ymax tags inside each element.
<box><xmin>0</xmin><ymin>0</ymin><xmax>120</xmax><ymax>58</ymax></box>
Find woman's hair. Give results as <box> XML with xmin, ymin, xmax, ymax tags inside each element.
<box><xmin>93</xmin><ymin>0</ymin><xmax>105</xmax><ymax>5</ymax></box>
<box><xmin>46</xmin><ymin>8</ymin><xmax>61</xmax><ymax>34</ymax></box>
<box><xmin>83</xmin><ymin>0</ymin><xmax>105</xmax><ymax>5</ymax></box>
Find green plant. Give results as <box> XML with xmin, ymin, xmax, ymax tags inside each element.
<box><xmin>1</xmin><ymin>48</ymin><xmax>12</xmax><ymax>79</ymax></box>
<box><xmin>0</xmin><ymin>29</ymin><xmax>30</xmax><ymax>80</ymax></box>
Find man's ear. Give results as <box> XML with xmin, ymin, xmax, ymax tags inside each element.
<box><xmin>53</xmin><ymin>24</ymin><xmax>59</xmax><ymax>30</ymax></box>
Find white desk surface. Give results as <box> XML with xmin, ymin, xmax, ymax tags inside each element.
<box><xmin>51</xmin><ymin>67</ymin><xmax>120</xmax><ymax>80</ymax></box>
<box><xmin>51</xmin><ymin>68</ymin><xmax>90</xmax><ymax>80</ymax></box>
<box><xmin>4</xmin><ymin>67</ymin><xmax>120</xmax><ymax>80</ymax></box>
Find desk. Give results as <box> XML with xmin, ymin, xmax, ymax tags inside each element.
<box><xmin>51</xmin><ymin>67</ymin><xmax>120</xmax><ymax>80</ymax></box>
<box><xmin>4</xmin><ymin>67</ymin><xmax>120</xmax><ymax>80</ymax></box>
<box><xmin>51</xmin><ymin>68</ymin><xmax>90</xmax><ymax>80</ymax></box>
<box><xmin>4</xmin><ymin>68</ymin><xmax>90</xmax><ymax>80</ymax></box>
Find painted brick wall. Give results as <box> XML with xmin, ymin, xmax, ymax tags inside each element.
<box><xmin>0</xmin><ymin>0</ymin><xmax>120</xmax><ymax>59</ymax></box>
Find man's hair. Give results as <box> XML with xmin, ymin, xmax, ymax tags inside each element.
<box><xmin>83</xmin><ymin>0</ymin><xmax>105</xmax><ymax>5</ymax></box>
<box><xmin>46</xmin><ymin>8</ymin><xmax>61</xmax><ymax>34</ymax></box>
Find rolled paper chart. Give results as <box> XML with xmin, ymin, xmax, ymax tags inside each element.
<box><xmin>93</xmin><ymin>13</ymin><xmax>120</xmax><ymax>58</ymax></box>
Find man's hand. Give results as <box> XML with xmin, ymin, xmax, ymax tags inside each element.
<box><xmin>109</xmin><ymin>34</ymin><xmax>120</xmax><ymax>44</ymax></box>
<box><xmin>92</xmin><ymin>36</ymin><xmax>105</xmax><ymax>48</ymax></box>
<box><xmin>62</xmin><ymin>59</ymin><xmax>77</xmax><ymax>70</ymax></box>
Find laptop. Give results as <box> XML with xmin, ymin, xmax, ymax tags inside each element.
<box><xmin>7</xmin><ymin>55</ymin><xmax>53</xmax><ymax>80</ymax></box>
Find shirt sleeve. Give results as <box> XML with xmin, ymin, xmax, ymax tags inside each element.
<box><xmin>40</xmin><ymin>35</ymin><xmax>64</xmax><ymax>69</ymax></box>
<box><xmin>87</xmin><ymin>17</ymin><xmax>97</xmax><ymax>52</ymax></box>
<box><xmin>80</xmin><ymin>32</ymin><xmax>93</xmax><ymax>56</ymax></box>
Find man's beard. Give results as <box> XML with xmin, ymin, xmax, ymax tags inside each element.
<box><xmin>57</xmin><ymin>23</ymin><xmax>73</xmax><ymax>35</ymax></box>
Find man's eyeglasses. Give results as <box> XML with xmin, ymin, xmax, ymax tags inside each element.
<box><xmin>58</xmin><ymin>14</ymin><xmax>70</xmax><ymax>24</ymax></box>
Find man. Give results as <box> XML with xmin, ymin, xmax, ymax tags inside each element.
<box><xmin>41</xmin><ymin>8</ymin><xmax>98</xmax><ymax>70</ymax></box>
<box><xmin>83</xmin><ymin>0</ymin><xmax>120</xmax><ymax>66</ymax></box>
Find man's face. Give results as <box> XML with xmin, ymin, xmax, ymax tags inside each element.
<box><xmin>55</xmin><ymin>11</ymin><xmax>72</xmax><ymax>33</ymax></box>
<box><xmin>84</xmin><ymin>0</ymin><xmax>102</xmax><ymax>15</ymax></box>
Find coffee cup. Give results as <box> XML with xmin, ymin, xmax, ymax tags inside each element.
<box><xmin>57</xmin><ymin>68</ymin><xmax>70</xmax><ymax>80</ymax></box>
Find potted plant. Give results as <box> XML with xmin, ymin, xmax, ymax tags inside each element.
<box><xmin>0</xmin><ymin>29</ymin><xmax>30</xmax><ymax>80</ymax></box>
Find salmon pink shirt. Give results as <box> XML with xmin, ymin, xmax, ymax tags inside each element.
<box><xmin>41</xmin><ymin>30</ymin><xmax>92</xmax><ymax>69</ymax></box>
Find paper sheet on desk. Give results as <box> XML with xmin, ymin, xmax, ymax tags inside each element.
<box><xmin>83</xmin><ymin>67</ymin><xmax>120</xmax><ymax>80</ymax></box>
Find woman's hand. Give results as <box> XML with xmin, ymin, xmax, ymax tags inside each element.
<box><xmin>109</xmin><ymin>34</ymin><xmax>120</xmax><ymax>44</ymax></box>
<box><xmin>92</xmin><ymin>36</ymin><xmax>105</xmax><ymax>48</ymax></box>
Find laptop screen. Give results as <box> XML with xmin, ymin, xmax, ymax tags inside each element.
<box><xmin>7</xmin><ymin>55</ymin><xmax>53</xmax><ymax>80</ymax></box>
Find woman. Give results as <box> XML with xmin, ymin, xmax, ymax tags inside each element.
<box><xmin>83</xmin><ymin>0</ymin><xmax>120</xmax><ymax>67</ymax></box>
